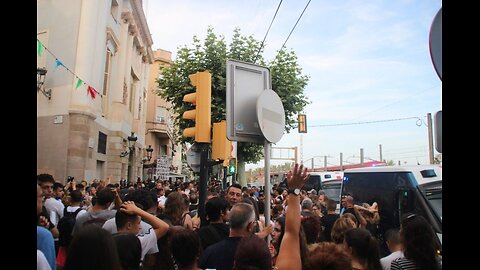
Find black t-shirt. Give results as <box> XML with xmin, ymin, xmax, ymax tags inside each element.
<box><xmin>320</xmin><ymin>213</ymin><xmax>339</xmax><ymax>242</ymax></box>
<box><xmin>199</xmin><ymin>237</ymin><xmax>242</xmax><ymax>270</ymax></box>
<box><xmin>197</xmin><ymin>223</ymin><xmax>230</xmax><ymax>250</ymax></box>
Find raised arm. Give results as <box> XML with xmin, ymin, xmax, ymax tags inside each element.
<box><xmin>121</xmin><ymin>201</ymin><xmax>170</xmax><ymax>239</ymax></box>
<box><xmin>275</xmin><ymin>164</ymin><xmax>309</xmax><ymax>270</ymax></box>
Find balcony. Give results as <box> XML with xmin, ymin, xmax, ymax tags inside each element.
<box><xmin>146</xmin><ymin>118</ymin><xmax>174</xmax><ymax>141</ymax></box>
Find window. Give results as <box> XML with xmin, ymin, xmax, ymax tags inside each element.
<box><xmin>155</xmin><ymin>106</ymin><xmax>167</xmax><ymax>123</ymax></box>
<box><xmin>98</xmin><ymin>132</ymin><xmax>107</xmax><ymax>154</ymax></box>
<box><xmin>130</xmin><ymin>75</ymin><xmax>137</xmax><ymax>113</ymax></box>
<box><xmin>103</xmin><ymin>49</ymin><xmax>112</xmax><ymax>95</ymax></box>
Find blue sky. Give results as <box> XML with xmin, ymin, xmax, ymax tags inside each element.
<box><xmin>143</xmin><ymin>0</ymin><xmax>442</xmax><ymax>169</ymax></box>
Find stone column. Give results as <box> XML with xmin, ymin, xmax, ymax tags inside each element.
<box><xmin>66</xmin><ymin>111</ymin><xmax>96</xmax><ymax>181</ymax></box>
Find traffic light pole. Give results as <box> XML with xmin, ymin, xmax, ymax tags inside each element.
<box><xmin>264</xmin><ymin>141</ymin><xmax>271</xmax><ymax>242</ymax></box>
<box><xmin>198</xmin><ymin>143</ymin><xmax>209</xmax><ymax>228</ymax></box>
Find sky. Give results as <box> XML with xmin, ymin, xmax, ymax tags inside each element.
<box><xmin>143</xmin><ymin>0</ymin><xmax>442</xmax><ymax>170</ymax></box>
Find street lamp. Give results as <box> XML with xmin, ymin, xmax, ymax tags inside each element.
<box><xmin>120</xmin><ymin>132</ymin><xmax>138</xmax><ymax>157</ymax></box>
<box><xmin>146</xmin><ymin>145</ymin><xmax>153</xmax><ymax>161</ymax></box>
<box><xmin>37</xmin><ymin>67</ymin><xmax>52</xmax><ymax>100</ymax></box>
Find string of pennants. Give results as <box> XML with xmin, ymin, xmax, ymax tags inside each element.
<box><xmin>37</xmin><ymin>39</ymin><xmax>102</xmax><ymax>100</ymax></box>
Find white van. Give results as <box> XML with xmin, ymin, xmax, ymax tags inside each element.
<box><xmin>341</xmin><ymin>165</ymin><xmax>442</xmax><ymax>256</ymax></box>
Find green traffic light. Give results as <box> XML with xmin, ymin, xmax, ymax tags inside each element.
<box><xmin>229</xmin><ymin>165</ymin><xmax>236</xmax><ymax>173</ymax></box>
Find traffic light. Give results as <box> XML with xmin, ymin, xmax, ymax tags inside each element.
<box><xmin>182</xmin><ymin>71</ymin><xmax>211</xmax><ymax>143</ymax></box>
<box><xmin>298</xmin><ymin>114</ymin><xmax>307</xmax><ymax>133</ymax></box>
<box><xmin>229</xmin><ymin>165</ymin><xmax>236</xmax><ymax>174</ymax></box>
<box><xmin>212</xmin><ymin>121</ymin><xmax>232</xmax><ymax>161</ymax></box>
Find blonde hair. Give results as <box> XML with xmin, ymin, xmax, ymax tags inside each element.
<box><xmin>331</xmin><ymin>216</ymin><xmax>356</xmax><ymax>244</ymax></box>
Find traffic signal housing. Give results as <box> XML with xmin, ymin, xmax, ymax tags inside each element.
<box><xmin>212</xmin><ymin>121</ymin><xmax>232</xmax><ymax>161</ymax></box>
<box><xmin>229</xmin><ymin>165</ymin><xmax>236</xmax><ymax>174</ymax></box>
<box><xmin>182</xmin><ymin>71</ymin><xmax>211</xmax><ymax>143</ymax></box>
<box><xmin>298</xmin><ymin>114</ymin><xmax>307</xmax><ymax>133</ymax></box>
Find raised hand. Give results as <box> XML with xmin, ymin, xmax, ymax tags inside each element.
<box><xmin>286</xmin><ymin>163</ymin><xmax>309</xmax><ymax>190</ymax></box>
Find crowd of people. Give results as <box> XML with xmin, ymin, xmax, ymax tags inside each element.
<box><xmin>37</xmin><ymin>164</ymin><xmax>441</xmax><ymax>270</ymax></box>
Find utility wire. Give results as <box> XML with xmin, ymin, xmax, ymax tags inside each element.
<box><xmin>309</xmin><ymin>116</ymin><xmax>420</xmax><ymax>127</ymax></box>
<box><xmin>253</xmin><ymin>0</ymin><xmax>283</xmax><ymax>64</ymax></box>
<box><xmin>276</xmin><ymin>0</ymin><xmax>312</xmax><ymax>56</ymax></box>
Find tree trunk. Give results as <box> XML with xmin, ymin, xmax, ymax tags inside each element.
<box><xmin>237</xmin><ymin>160</ymin><xmax>247</xmax><ymax>187</ymax></box>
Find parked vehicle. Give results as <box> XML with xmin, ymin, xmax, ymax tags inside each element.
<box><xmin>341</xmin><ymin>165</ymin><xmax>442</xmax><ymax>256</ymax></box>
<box><xmin>279</xmin><ymin>171</ymin><xmax>343</xmax><ymax>198</ymax></box>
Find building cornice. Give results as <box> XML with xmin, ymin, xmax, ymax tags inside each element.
<box><xmin>130</xmin><ymin>0</ymin><xmax>154</xmax><ymax>64</ymax></box>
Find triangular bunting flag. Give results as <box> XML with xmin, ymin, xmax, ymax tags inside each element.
<box><xmin>54</xmin><ymin>59</ymin><xmax>64</xmax><ymax>69</ymax></box>
<box><xmin>76</xmin><ymin>78</ymin><xmax>84</xmax><ymax>89</ymax></box>
<box><xmin>37</xmin><ymin>40</ymin><xmax>44</xmax><ymax>56</ymax></box>
<box><xmin>87</xmin><ymin>86</ymin><xmax>97</xmax><ymax>99</ymax></box>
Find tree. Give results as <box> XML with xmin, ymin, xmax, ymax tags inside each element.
<box><xmin>157</xmin><ymin>27</ymin><xmax>309</xmax><ymax>183</ymax></box>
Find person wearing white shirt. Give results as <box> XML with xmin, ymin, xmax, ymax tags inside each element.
<box><xmin>116</xmin><ymin>201</ymin><xmax>169</xmax><ymax>261</ymax></box>
<box><xmin>380</xmin><ymin>228</ymin><xmax>404</xmax><ymax>270</ymax></box>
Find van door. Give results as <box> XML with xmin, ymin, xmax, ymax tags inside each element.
<box><xmin>396</xmin><ymin>188</ymin><xmax>415</xmax><ymax>224</ymax></box>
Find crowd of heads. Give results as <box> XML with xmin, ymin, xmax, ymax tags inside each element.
<box><xmin>36</xmin><ymin>172</ymin><xmax>440</xmax><ymax>270</ymax></box>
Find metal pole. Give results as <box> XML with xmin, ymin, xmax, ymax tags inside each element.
<box><xmin>324</xmin><ymin>156</ymin><xmax>327</xmax><ymax>171</ymax></box>
<box><xmin>300</xmin><ymin>135</ymin><xmax>303</xmax><ymax>164</ymax></box>
<box><xmin>294</xmin><ymin>146</ymin><xmax>298</xmax><ymax>165</ymax></box>
<box><xmin>427</xmin><ymin>113</ymin><xmax>434</xmax><ymax>164</ymax></box>
<box><xmin>128</xmin><ymin>150</ymin><xmax>134</xmax><ymax>182</ymax></box>
<box><xmin>360</xmin><ymin>148</ymin><xmax>364</xmax><ymax>165</ymax></box>
<box><xmin>223</xmin><ymin>165</ymin><xmax>228</xmax><ymax>190</ymax></box>
<box><xmin>311</xmin><ymin>157</ymin><xmax>314</xmax><ymax>170</ymax></box>
<box><xmin>264</xmin><ymin>141</ymin><xmax>271</xmax><ymax>233</ymax></box>
<box><xmin>379</xmin><ymin>144</ymin><xmax>383</xmax><ymax>163</ymax></box>
<box><xmin>340</xmin><ymin>152</ymin><xmax>343</xmax><ymax>171</ymax></box>
<box><xmin>198</xmin><ymin>144</ymin><xmax>209</xmax><ymax>228</ymax></box>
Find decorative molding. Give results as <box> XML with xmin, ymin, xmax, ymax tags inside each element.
<box><xmin>106</xmin><ymin>27</ymin><xmax>120</xmax><ymax>54</ymax></box>
<box><xmin>121</xmin><ymin>11</ymin><xmax>133</xmax><ymax>24</ymax></box>
<box><xmin>122</xmin><ymin>81</ymin><xmax>128</xmax><ymax>104</ymax></box>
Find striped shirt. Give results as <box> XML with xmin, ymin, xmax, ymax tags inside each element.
<box><xmin>390</xmin><ymin>257</ymin><xmax>418</xmax><ymax>270</ymax></box>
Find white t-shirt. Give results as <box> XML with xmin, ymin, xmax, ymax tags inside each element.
<box><xmin>66</xmin><ymin>206</ymin><xmax>87</xmax><ymax>220</ymax></box>
<box><xmin>137</xmin><ymin>228</ymin><xmax>158</xmax><ymax>261</ymax></box>
<box><xmin>380</xmin><ymin>250</ymin><xmax>404</xmax><ymax>270</ymax></box>
<box><xmin>44</xmin><ymin>197</ymin><xmax>65</xmax><ymax>226</ymax></box>
<box><xmin>157</xmin><ymin>196</ymin><xmax>167</xmax><ymax>207</ymax></box>
<box><xmin>37</xmin><ymin>250</ymin><xmax>52</xmax><ymax>270</ymax></box>
<box><xmin>103</xmin><ymin>218</ymin><xmax>159</xmax><ymax>254</ymax></box>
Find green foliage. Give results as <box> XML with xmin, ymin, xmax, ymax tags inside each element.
<box><xmin>157</xmin><ymin>27</ymin><xmax>310</xmax><ymax>163</ymax></box>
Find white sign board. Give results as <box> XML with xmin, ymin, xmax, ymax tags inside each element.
<box><xmin>226</xmin><ymin>60</ymin><xmax>271</xmax><ymax>143</ymax></box>
<box><xmin>256</xmin><ymin>89</ymin><xmax>285</xmax><ymax>143</ymax></box>
<box><xmin>154</xmin><ymin>155</ymin><xmax>170</xmax><ymax>180</ymax></box>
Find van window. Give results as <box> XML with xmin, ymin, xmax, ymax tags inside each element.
<box><xmin>425</xmin><ymin>189</ymin><xmax>442</xmax><ymax>221</ymax></box>
<box><xmin>342</xmin><ymin>172</ymin><xmax>415</xmax><ymax>232</ymax></box>
<box><xmin>304</xmin><ymin>175</ymin><xmax>321</xmax><ymax>191</ymax></box>
<box><xmin>322</xmin><ymin>182</ymin><xmax>341</xmax><ymax>203</ymax></box>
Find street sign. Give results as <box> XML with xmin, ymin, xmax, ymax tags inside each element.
<box><xmin>429</xmin><ymin>7</ymin><xmax>442</xmax><ymax>80</ymax></box>
<box><xmin>186</xmin><ymin>145</ymin><xmax>201</xmax><ymax>172</ymax></box>
<box><xmin>256</xmin><ymin>89</ymin><xmax>285</xmax><ymax>143</ymax></box>
<box><xmin>226</xmin><ymin>59</ymin><xmax>271</xmax><ymax>143</ymax></box>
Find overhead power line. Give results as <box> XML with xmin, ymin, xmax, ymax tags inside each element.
<box><xmin>253</xmin><ymin>0</ymin><xmax>283</xmax><ymax>64</ymax></box>
<box><xmin>277</xmin><ymin>0</ymin><xmax>312</xmax><ymax>55</ymax></box>
<box><xmin>309</xmin><ymin>116</ymin><xmax>420</xmax><ymax>127</ymax></box>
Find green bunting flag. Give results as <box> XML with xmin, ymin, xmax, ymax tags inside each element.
<box><xmin>76</xmin><ymin>78</ymin><xmax>83</xmax><ymax>89</ymax></box>
<box><xmin>37</xmin><ymin>40</ymin><xmax>44</xmax><ymax>56</ymax></box>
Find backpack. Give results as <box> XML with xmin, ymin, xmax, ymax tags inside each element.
<box><xmin>57</xmin><ymin>207</ymin><xmax>82</xmax><ymax>247</ymax></box>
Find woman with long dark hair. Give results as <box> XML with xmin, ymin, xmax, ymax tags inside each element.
<box><xmin>390</xmin><ymin>214</ymin><xmax>440</xmax><ymax>270</ymax></box>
